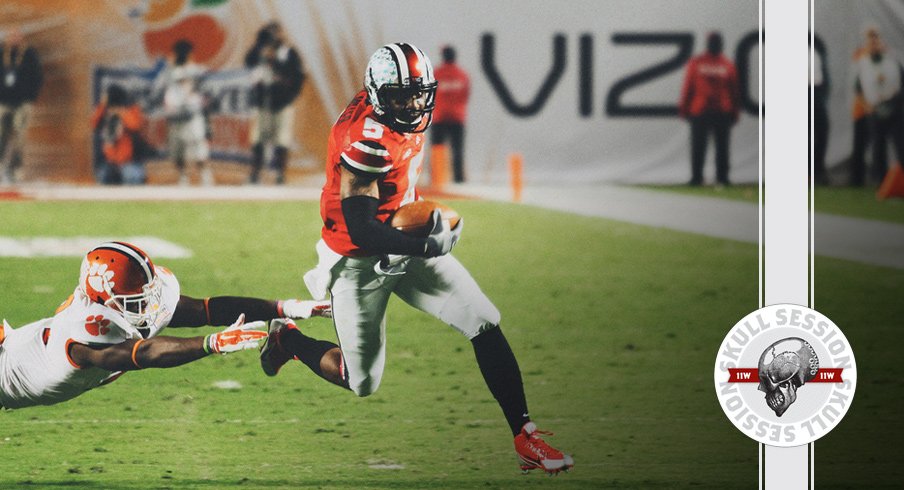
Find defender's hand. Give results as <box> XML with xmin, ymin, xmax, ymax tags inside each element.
<box><xmin>424</xmin><ymin>209</ymin><xmax>463</xmax><ymax>258</ymax></box>
<box><xmin>205</xmin><ymin>314</ymin><xmax>268</xmax><ymax>354</ymax></box>
<box><xmin>281</xmin><ymin>299</ymin><xmax>332</xmax><ymax>319</ymax></box>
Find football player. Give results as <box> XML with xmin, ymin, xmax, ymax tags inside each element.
<box><xmin>0</xmin><ymin>241</ymin><xmax>329</xmax><ymax>410</ymax></box>
<box><xmin>261</xmin><ymin>43</ymin><xmax>573</xmax><ymax>474</ymax></box>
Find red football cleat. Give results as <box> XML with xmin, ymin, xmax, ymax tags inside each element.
<box><xmin>260</xmin><ymin>319</ymin><xmax>298</xmax><ymax>377</ymax></box>
<box><xmin>514</xmin><ymin>422</ymin><xmax>574</xmax><ymax>475</ymax></box>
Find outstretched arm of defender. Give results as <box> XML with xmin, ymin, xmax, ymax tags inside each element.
<box><xmin>169</xmin><ymin>295</ymin><xmax>330</xmax><ymax>328</ymax></box>
<box><xmin>68</xmin><ymin>315</ymin><xmax>267</xmax><ymax>371</ymax></box>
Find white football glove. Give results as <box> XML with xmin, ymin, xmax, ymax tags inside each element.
<box><xmin>424</xmin><ymin>209</ymin><xmax>463</xmax><ymax>258</ymax></box>
<box><xmin>204</xmin><ymin>314</ymin><xmax>268</xmax><ymax>354</ymax></box>
<box><xmin>281</xmin><ymin>299</ymin><xmax>332</xmax><ymax>319</ymax></box>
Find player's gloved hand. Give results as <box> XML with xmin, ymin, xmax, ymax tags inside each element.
<box><xmin>280</xmin><ymin>299</ymin><xmax>332</xmax><ymax>319</ymax></box>
<box><xmin>204</xmin><ymin>314</ymin><xmax>268</xmax><ymax>354</ymax></box>
<box><xmin>424</xmin><ymin>209</ymin><xmax>463</xmax><ymax>258</ymax></box>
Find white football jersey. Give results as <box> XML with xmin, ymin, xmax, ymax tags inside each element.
<box><xmin>0</xmin><ymin>266</ymin><xmax>180</xmax><ymax>409</ymax></box>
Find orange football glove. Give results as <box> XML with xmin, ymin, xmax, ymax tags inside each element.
<box><xmin>204</xmin><ymin>314</ymin><xmax>268</xmax><ymax>354</ymax></box>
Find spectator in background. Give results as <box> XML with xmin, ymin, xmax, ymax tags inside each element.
<box><xmin>0</xmin><ymin>28</ymin><xmax>43</xmax><ymax>185</ymax></box>
<box><xmin>244</xmin><ymin>22</ymin><xmax>304</xmax><ymax>185</ymax></box>
<box><xmin>855</xmin><ymin>26</ymin><xmax>904</xmax><ymax>184</ymax></box>
<box><xmin>431</xmin><ymin>45</ymin><xmax>471</xmax><ymax>183</ymax></box>
<box><xmin>90</xmin><ymin>84</ymin><xmax>148</xmax><ymax>185</ymax></box>
<box><xmin>849</xmin><ymin>40</ymin><xmax>873</xmax><ymax>187</ymax></box>
<box><xmin>812</xmin><ymin>39</ymin><xmax>830</xmax><ymax>186</ymax></box>
<box><xmin>155</xmin><ymin>39</ymin><xmax>212</xmax><ymax>186</ymax></box>
<box><xmin>679</xmin><ymin>31</ymin><xmax>740</xmax><ymax>187</ymax></box>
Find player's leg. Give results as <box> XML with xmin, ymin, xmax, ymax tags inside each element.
<box><xmin>713</xmin><ymin>114</ymin><xmax>731</xmax><ymax>185</ymax></box>
<box><xmin>273</xmin><ymin>105</ymin><xmax>295</xmax><ymax>185</ymax></box>
<box><xmin>169</xmin><ymin>130</ymin><xmax>188</xmax><ymax>185</ymax></box>
<box><xmin>273</xmin><ymin>146</ymin><xmax>288</xmax><ymax>185</ymax></box>
<box><xmin>6</xmin><ymin>105</ymin><xmax>30</xmax><ymax>183</ymax></box>
<box><xmin>269</xmin><ymin>258</ymin><xmax>397</xmax><ymax>397</ymax></box>
<box><xmin>450</xmin><ymin>124</ymin><xmax>465</xmax><ymax>183</ymax></box>
<box><xmin>248</xmin><ymin>110</ymin><xmax>265</xmax><ymax>184</ymax></box>
<box><xmin>689</xmin><ymin>116</ymin><xmax>706</xmax><ymax>185</ymax></box>
<box><xmin>395</xmin><ymin>256</ymin><xmax>573</xmax><ymax>473</ymax></box>
<box><xmin>262</xmin><ymin>317</ymin><xmax>346</xmax><ymax>387</ymax></box>
<box><xmin>0</xmin><ymin>109</ymin><xmax>14</xmax><ymax>183</ymax></box>
<box><xmin>850</xmin><ymin>117</ymin><xmax>870</xmax><ymax>186</ymax></box>
<box><xmin>871</xmin><ymin>116</ymin><xmax>889</xmax><ymax>183</ymax></box>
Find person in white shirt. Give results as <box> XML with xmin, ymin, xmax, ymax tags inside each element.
<box><xmin>856</xmin><ymin>26</ymin><xmax>904</xmax><ymax>183</ymax></box>
<box><xmin>157</xmin><ymin>40</ymin><xmax>213</xmax><ymax>186</ymax></box>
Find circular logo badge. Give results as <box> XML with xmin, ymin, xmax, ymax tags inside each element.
<box><xmin>713</xmin><ymin>304</ymin><xmax>857</xmax><ymax>447</ymax></box>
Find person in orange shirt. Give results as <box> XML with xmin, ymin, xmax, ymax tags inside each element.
<box><xmin>678</xmin><ymin>31</ymin><xmax>740</xmax><ymax>186</ymax></box>
<box><xmin>431</xmin><ymin>45</ymin><xmax>470</xmax><ymax>183</ymax></box>
<box><xmin>90</xmin><ymin>84</ymin><xmax>148</xmax><ymax>185</ymax></box>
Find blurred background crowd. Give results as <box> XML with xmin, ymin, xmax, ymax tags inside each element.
<box><xmin>0</xmin><ymin>0</ymin><xmax>902</xmax><ymax>192</ymax></box>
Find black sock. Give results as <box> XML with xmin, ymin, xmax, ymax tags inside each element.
<box><xmin>471</xmin><ymin>327</ymin><xmax>530</xmax><ymax>436</ymax></box>
<box><xmin>281</xmin><ymin>329</ymin><xmax>339</xmax><ymax>378</ymax></box>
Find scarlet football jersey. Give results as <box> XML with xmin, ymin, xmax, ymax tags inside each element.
<box><xmin>320</xmin><ymin>90</ymin><xmax>426</xmax><ymax>256</ymax></box>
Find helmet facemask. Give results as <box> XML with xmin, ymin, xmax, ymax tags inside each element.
<box><xmin>106</xmin><ymin>277</ymin><xmax>162</xmax><ymax>329</ymax></box>
<box><xmin>376</xmin><ymin>81</ymin><xmax>436</xmax><ymax>133</ymax></box>
<box><xmin>364</xmin><ymin>43</ymin><xmax>437</xmax><ymax>133</ymax></box>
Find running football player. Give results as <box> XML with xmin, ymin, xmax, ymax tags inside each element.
<box><xmin>0</xmin><ymin>241</ymin><xmax>329</xmax><ymax>410</ymax></box>
<box><xmin>261</xmin><ymin>43</ymin><xmax>573</xmax><ymax>474</ymax></box>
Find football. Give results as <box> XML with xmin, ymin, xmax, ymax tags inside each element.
<box><xmin>390</xmin><ymin>200</ymin><xmax>461</xmax><ymax>237</ymax></box>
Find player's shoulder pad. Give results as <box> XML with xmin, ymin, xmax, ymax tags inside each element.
<box><xmin>60</xmin><ymin>300</ymin><xmax>137</xmax><ymax>345</ymax></box>
<box><xmin>340</xmin><ymin>139</ymin><xmax>392</xmax><ymax>176</ymax></box>
<box><xmin>153</xmin><ymin>265</ymin><xmax>181</xmax><ymax>329</ymax></box>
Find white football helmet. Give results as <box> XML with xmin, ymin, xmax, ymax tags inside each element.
<box><xmin>78</xmin><ymin>241</ymin><xmax>162</xmax><ymax>328</ymax></box>
<box><xmin>364</xmin><ymin>42</ymin><xmax>437</xmax><ymax>133</ymax></box>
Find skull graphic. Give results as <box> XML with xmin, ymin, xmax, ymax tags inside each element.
<box><xmin>757</xmin><ymin>337</ymin><xmax>819</xmax><ymax>417</ymax></box>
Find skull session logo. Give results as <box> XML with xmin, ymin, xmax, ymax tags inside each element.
<box><xmin>714</xmin><ymin>304</ymin><xmax>857</xmax><ymax>447</ymax></box>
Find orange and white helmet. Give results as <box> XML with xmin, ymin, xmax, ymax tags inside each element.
<box><xmin>78</xmin><ymin>242</ymin><xmax>162</xmax><ymax>328</ymax></box>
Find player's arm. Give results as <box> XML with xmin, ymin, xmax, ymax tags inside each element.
<box><xmin>340</xmin><ymin>166</ymin><xmax>459</xmax><ymax>257</ymax></box>
<box><xmin>67</xmin><ymin>316</ymin><xmax>266</xmax><ymax>372</ymax></box>
<box><xmin>339</xmin><ymin>165</ymin><xmax>429</xmax><ymax>256</ymax></box>
<box><xmin>169</xmin><ymin>295</ymin><xmax>329</xmax><ymax>328</ymax></box>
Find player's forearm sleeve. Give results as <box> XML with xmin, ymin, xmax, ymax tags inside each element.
<box><xmin>341</xmin><ymin>195</ymin><xmax>427</xmax><ymax>256</ymax></box>
<box><xmin>205</xmin><ymin>297</ymin><xmax>280</xmax><ymax>326</ymax></box>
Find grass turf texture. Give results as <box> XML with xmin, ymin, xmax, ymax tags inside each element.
<box><xmin>0</xmin><ymin>200</ymin><xmax>900</xmax><ymax>489</ymax></box>
<box><xmin>639</xmin><ymin>184</ymin><xmax>904</xmax><ymax>224</ymax></box>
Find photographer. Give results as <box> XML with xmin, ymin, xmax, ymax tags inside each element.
<box><xmin>244</xmin><ymin>22</ymin><xmax>305</xmax><ymax>184</ymax></box>
<box><xmin>90</xmin><ymin>84</ymin><xmax>148</xmax><ymax>185</ymax></box>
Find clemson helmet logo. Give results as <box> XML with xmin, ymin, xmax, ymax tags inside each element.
<box><xmin>85</xmin><ymin>315</ymin><xmax>111</xmax><ymax>336</ymax></box>
<box><xmin>85</xmin><ymin>262</ymin><xmax>115</xmax><ymax>294</ymax></box>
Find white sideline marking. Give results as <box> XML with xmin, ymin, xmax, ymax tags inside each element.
<box><xmin>212</xmin><ymin>380</ymin><xmax>243</xmax><ymax>390</ymax></box>
<box><xmin>368</xmin><ymin>463</ymin><xmax>406</xmax><ymax>470</ymax></box>
<box><xmin>0</xmin><ymin>236</ymin><xmax>193</xmax><ymax>258</ymax></box>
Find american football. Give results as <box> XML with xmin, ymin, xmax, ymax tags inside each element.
<box><xmin>390</xmin><ymin>200</ymin><xmax>461</xmax><ymax>237</ymax></box>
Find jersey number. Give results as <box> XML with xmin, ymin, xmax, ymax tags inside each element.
<box><xmin>362</xmin><ymin>118</ymin><xmax>384</xmax><ymax>139</ymax></box>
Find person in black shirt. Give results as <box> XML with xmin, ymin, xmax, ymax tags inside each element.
<box><xmin>0</xmin><ymin>28</ymin><xmax>43</xmax><ymax>185</ymax></box>
<box><xmin>244</xmin><ymin>22</ymin><xmax>305</xmax><ymax>185</ymax></box>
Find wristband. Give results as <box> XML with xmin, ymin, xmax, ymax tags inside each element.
<box><xmin>203</xmin><ymin>334</ymin><xmax>214</xmax><ymax>354</ymax></box>
<box><xmin>131</xmin><ymin>339</ymin><xmax>145</xmax><ymax>369</ymax></box>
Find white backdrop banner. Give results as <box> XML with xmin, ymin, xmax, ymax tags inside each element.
<box><xmin>270</xmin><ymin>0</ymin><xmax>761</xmax><ymax>185</ymax></box>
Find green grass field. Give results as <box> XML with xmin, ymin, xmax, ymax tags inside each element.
<box><xmin>0</xmin><ymin>199</ymin><xmax>901</xmax><ymax>489</ymax></box>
